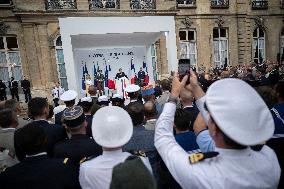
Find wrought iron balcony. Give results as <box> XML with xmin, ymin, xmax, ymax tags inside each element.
<box><xmin>251</xmin><ymin>0</ymin><xmax>268</xmax><ymax>10</ymax></box>
<box><xmin>45</xmin><ymin>0</ymin><xmax>77</xmax><ymax>10</ymax></box>
<box><xmin>89</xmin><ymin>0</ymin><xmax>120</xmax><ymax>10</ymax></box>
<box><xmin>130</xmin><ymin>0</ymin><xmax>156</xmax><ymax>10</ymax></box>
<box><xmin>177</xmin><ymin>0</ymin><xmax>196</xmax><ymax>8</ymax></box>
<box><xmin>210</xmin><ymin>0</ymin><xmax>229</xmax><ymax>8</ymax></box>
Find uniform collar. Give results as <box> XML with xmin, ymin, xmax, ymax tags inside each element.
<box><xmin>215</xmin><ymin>147</ymin><xmax>251</xmax><ymax>157</ymax></box>
<box><xmin>71</xmin><ymin>134</ymin><xmax>89</xmax><ymax>139</ymax></box>
<box><xmin>103</xmin><ymin>149</ymin><xmax>123</xmax><ymax>156</ymax></box>
<box><xmin>26</xmin><ymin>152</ymin><xmax>47</xmax><ymax>158</ymax></box>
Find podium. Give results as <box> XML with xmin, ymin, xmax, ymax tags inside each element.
<box><xmin>115</xmin><ymin>77</ymin><xmax>129</xmax><ymax>98</ymax></box>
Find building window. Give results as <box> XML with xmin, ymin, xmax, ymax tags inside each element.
<box><xmin>210</xmin><ymin>0</ymin><xmax>229</xmax><ymax>8</ymax></box>
<box><xmin>252</xmin><ymin>27</ymin><xmax>265</xmax><ymax>64</ymax></box>
<box><xmin>130</xmin><ymin>0</ymin><xmax>156</xmax><ymax>10</ymax></box>
<box><xmin>280</xmin><ymin>28</ymin><xmax>284</xmax><ymax>62</ymax></box>
<box><xmin>0</xmin><ymin>0</ymin><xmax>11</xmax><ymax>5</ymax></box>
<box><xmin>251</xmin><ymin>0</ymin><xmax>268</xmax><ymax>9</ymax></box>
<box><xmin>213</xmin><ymin>28</ymin><xmax>228</xmax><ymax>66</ymax></box>
<box><xmin>89</xmin><ymin>0</ymin><xmax>120</xmax><ymax>10</ymax></box>
<box><xmin>55</xmin><ymin>36</ymin><xmax>68</xmax><ymax>90</ymax></box>
<box><xmin>0</xmin><ymin>36</ymin><xmax>23</xmax><ymax>84</ymax></box>
<box><xmin>177</xmin><ymin>0</ymin><xmax>196</xmax><ymax>8</ymax></box>
<box><xmin>45</xmin><ymin>0</ymin><xmax>77</xmax><ymax>10</ymax></box>
<box><xmin>281</xmin><ymin>0</ymin><xmax>284</xmax><ymax>9</ymax></box>
<box><xmin>179</xmin><ymin>30</ymin><xmax>197</xmax><ymax>67</ymax></box>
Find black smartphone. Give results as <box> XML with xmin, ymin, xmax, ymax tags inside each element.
<box><xmin>178</xmin><ymin>59</ymin><xmax>190</xmax><ymax>84</ymax></box>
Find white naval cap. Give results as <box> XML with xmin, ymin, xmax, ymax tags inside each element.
<box><xmin>81</xmin><ymin>96</ymin><xmax>92</xmax><ymax>103</ymax></box>
<box><xmin>98</xmin><ymin>95</ymin><xmax>109</xmax><ymax>102</ymax></box>
<box><xmin>112</xmin><ymin>94</ymin><xmax>123</xmax><ymax>99</ymax></box>
<box><xmin>53</xmin><ymin>105</ymin><xmax>66</xmax><ymax>115</ymax></box>
<box><xmin>60</xmin><ymin>90</ymin><xmax>78</xmax><ymax>101</ymax></box>
<box><xmin>205</xmin><ymin>78</ymin><xmax>274</xmax><ymax>146</ymax></box>
<box><xmin>92</xmin><ymin>106</ymin><xmax>133</xmax><ymax>148</ymax></box>
<box><xmin>125</xmin><ymin>84</ymin><xmax>140</xmax><ymax>93</ymax></box>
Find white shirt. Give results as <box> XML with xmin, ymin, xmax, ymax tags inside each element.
<box><xmin>79</xmin><ymin>149</ymin><xmax>152</xmax><ymax>189</ymax></box>
<box><xmin>155</xmin><ymin>103</ymin><xmax>281</xmax><ymax>189</ymax></box>
<box><xmin>52</xmin><ymin>87</ymin><xmax>65</xmax><ymax>99</ymax></box>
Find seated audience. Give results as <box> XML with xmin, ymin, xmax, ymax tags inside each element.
<box><xmin>54</xmin><ymin>106</ymin><xmax>102</xmax><ymax>163</ymax></box>
<box><xmin>0</xmin><ymin>122</ymin><xmax>80</xmax><ymax>189</ymax></box>
<box><xmin>79</xmin><ymin>106</ymin><xmax>152</xmax><ymax>189</ymax></box>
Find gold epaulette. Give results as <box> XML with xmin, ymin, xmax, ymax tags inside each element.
<box><xmin>131</xmin><ymin>150</ymin><xmax>147</xmax><ymax>157</ymax></box>
<box><xmin>63</xmin><ymin>158</ymin><xmax>69</xmax><ymax>164</ymax></box>
<box><xmin>189</xmin><ymin>152</ymin><xmax>219</xmax><ymax>164</ymax></box>
<box><xmin>79</xmin><ymin>156</ymin><xmax>96</xmax><ymax>164</ymax></box>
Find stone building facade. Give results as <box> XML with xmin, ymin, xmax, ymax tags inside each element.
<box><xmin>0</xmin><ymin>0</ymin><xmax>284</xmax><ymax>97</ymax></box>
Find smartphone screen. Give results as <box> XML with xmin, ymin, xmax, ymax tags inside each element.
<box><xmin>178</xmin><ymin>59</ymin><xmax>191</xmax><ymax>76</ymax></box>
<box><xmin>178</xmin><ymin>59</ymin><xmax>191</xmax><ymax>84</ymax></box>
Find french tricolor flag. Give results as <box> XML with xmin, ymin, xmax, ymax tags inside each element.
<box><xmin>143</xmin><ymin>60</ymin><xmax>149</xmax><ymax>85</ymax></box>
<box><xmin>129</xmin><ymin>57</ymin><xmax>136</xmax><ymax>84</ymax></box>
<box><xmin>108</xmin><ymin>64</ymin><xmax>115</xmax><ymax>89</ymax></box>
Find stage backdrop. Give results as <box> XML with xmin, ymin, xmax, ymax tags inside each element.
<box><xmin>74</xmin><ymin>47</ymin><xmax>152</xmax><ymax>94</ymax></box>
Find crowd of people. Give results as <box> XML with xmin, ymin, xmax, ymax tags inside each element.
<box><xmin>0</xmin><ymin>61</ymin><xmax>284</xmax><ymax>189</ymax></box>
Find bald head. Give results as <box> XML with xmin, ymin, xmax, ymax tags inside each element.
<box><xmin>144</xmin><ymin>101</ymin><xmax>157</xmax><ymax>120</ymax></box>
<box><xmin>180</xmin><ymin>88</ymin><xmax>194</xmax><ymax>106</ymax></box>
<box><xmin>88</xmin><ymin>85</ymin><xmax>97</xmax><ymax>96</ymax></box>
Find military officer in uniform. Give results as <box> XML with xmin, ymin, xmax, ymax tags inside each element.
<box><xmin>154</xmin><ymin>71</ymin><xmax>280</xmax><ymax>189</ymax></box>
<box><xmin>96</xmin><ymin>70</ymin><xmax>105</xmax><ymax>96</ymax></box>
<box><xmin>0</xmin><ymin>122</ymin><xmax>81</xmax><ymax>189</ymax></box>
<box><xmin>79</xmin><ymin>106</ymin><xmax>152</xmax><ymax>189</ymax></box>
<box><xmin>55</xmin><ymin>90</ymin><xmax>77</xmax><ymax>125</ymax></box>
<box><xmin>125</xmin><ymin>84</ymin><xmax>141</xmax><ymax>104</ymax></box>
<box><xmin>137</xmin><ymin>67</ymin><xmax>146</xmax><ymax>87</ymax></box>
<box><xmin>0</xmin><ymin>80</ymin><xmax>7</xmax><ymax>101</ymax></box>
<box><xmin>53</xmin><ymin>106</ymin><xmax>102</xmax><ymax>163</ymax></box>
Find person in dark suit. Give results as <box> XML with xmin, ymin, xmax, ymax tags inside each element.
<box><xmin>115</xmin><ymin>68</ymin><xmax>128</xmax><ymax>79</ymax></box>
<box><xmin>15</xmin><ymin>97</ymin><xmax>67</xmax><ymax>160</ymax></box>
<box><xmin>54</xmin><ymin>106</ymin><xmax>102</xmax><ymax>163</ymax></box>
<box><xmin>0</xmin><ymin>80</ymin><xmax>7</xmax><ymax>101</ymax></box>
<box><xmin>180</xmin><ymin>88</ymin><xmax>199</xmax><ymax>124</ymax></box>
<box><xmin>8</xmin><ymin>77</ymin><xmax>19</xmax><ymax>101</ymax></box>
<box><xmin>96</xmin><ymin>70</ymin><xmax>105</xmax><ymax>96</ymax></box>
<box><xmin>21</xmin><ymin>76</ymin><xmax>32</xmax><ymax>103</ymax></box>
<box><xmin>0</xmin><ymin>122</ymin><xmax>80</xmax><ymax>189</ymax></box>
<box><xmin>137</xmin><ymin>67</ymin><xmax>146</xmax><ymax>87</ymax></box>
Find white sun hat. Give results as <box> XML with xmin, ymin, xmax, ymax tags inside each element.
<box><xmin>92</xmin><ymin>106</ymin><xmax>133</xmax><ymax>148</ymax></box>
<box><xmin>125</xmin><ymin>84</ymin><xmax>140</xmax><ymax>93</ymax></box>
<box><xmin>205</xmin><ymin>78</ymin><xmax>274</xmax><ymax>146</ymax></box>
<box><xmin>60</xmin><ymin>90</ymin><xmax>78</xmax><ymax>101</ymax></box>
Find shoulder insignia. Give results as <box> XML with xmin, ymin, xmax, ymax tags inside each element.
<box><xmin>63</xmin><ymin>158</ymin><xmax>69</xmax><ymax>164</ymax></box>
<box><xmin>79</xmin><ymin>157</ymin><xmax>87</xmax><ymax>164</ymax></box>
<box><xmin>189</xmin><ymin>152</ymin><xmax>219</xmax><ymax>164</ymax></box>
<box><xmin>23</xmin><ymin>117</ymin><xmax>31</xmax><ymax>121</ymax></box>
<box><xmin>129</xmin><ymin>150</ymin><xmax>147</xmax><ymax>157</ymax></box>
<box><xmin>80</xmin><ymin>156</ymin><xmax>96</xmax><ymax>164</ymax></box>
